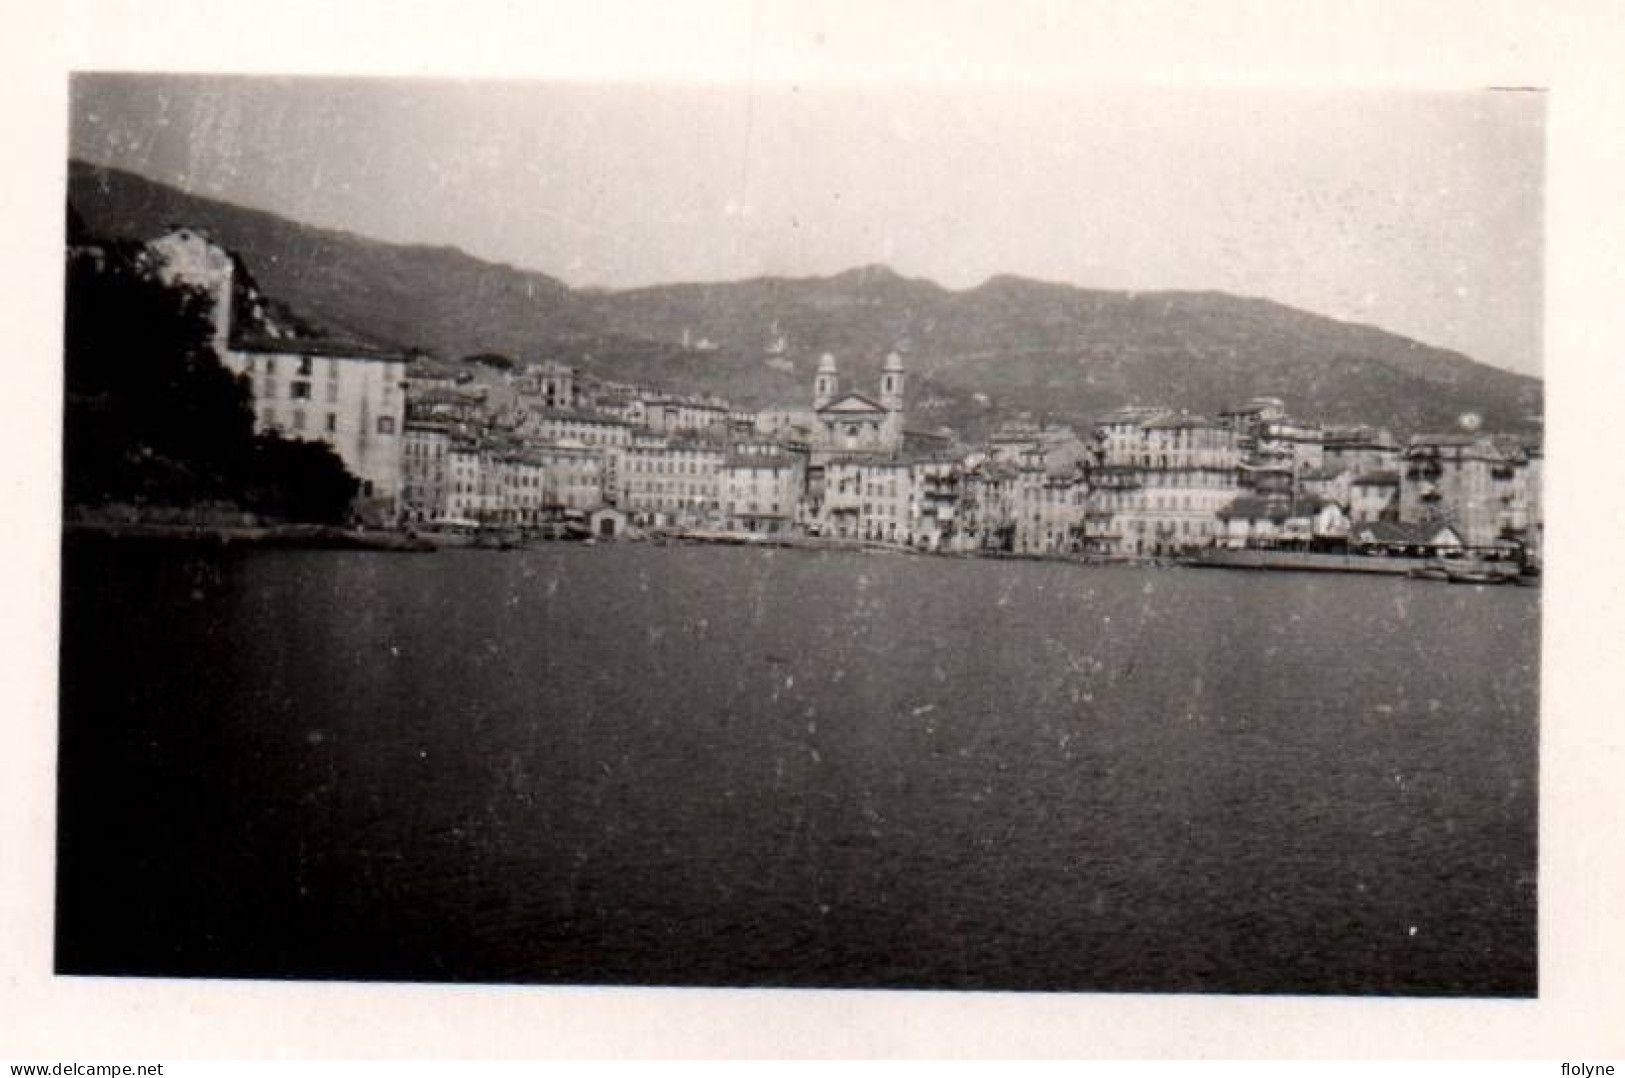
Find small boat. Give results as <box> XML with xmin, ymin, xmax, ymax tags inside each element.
<box><xmin>1445</xmin><ymin>568</ymin><xmax>1507</xmax><ymax>585</ymax></box>
<box><xmin>1411</xmin><ymin>557</ymin><xmax>1515</xmax><ymax>584</ymax></box>
<box><xmin>1443</xmin><ymin>560</ymin><xmax>1516</xmax><ymax>585</ymax></box>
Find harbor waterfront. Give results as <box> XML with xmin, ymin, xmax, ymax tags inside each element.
<box><xmin>56</xmin><ymin>538</ymin><xmax>1538</xmax><ymax>995</ymax></box>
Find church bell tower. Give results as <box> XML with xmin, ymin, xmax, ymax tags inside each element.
<box><xmin>881</xmin><ymin>351</ymin><xmax>906</xmax><ymax>412</ymax></box>
<box><xmin>814</xmin><ymin>353</ymin><xmax>839</xmax><ymax>410</ymax></box>
<box><xmin>881</xmin><ymin>351</ymin><xmax>906</xmax><ymax>451</ymax></box>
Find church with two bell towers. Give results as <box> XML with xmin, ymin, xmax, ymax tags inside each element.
<box><xmin>808</xmin><ymin>351</ymin><xmax>907</xmax><ymax>461</ymax></box>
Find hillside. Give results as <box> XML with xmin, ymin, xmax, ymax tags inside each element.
<box><xmin>67</xmin><ymin>160</ymin><xmax>1542</xmax><ymax>440</ymax></box>
<box><xmin>67</xmin><ymin>161</ymin><xmax>594</xmax><ymax>354</ymax></box>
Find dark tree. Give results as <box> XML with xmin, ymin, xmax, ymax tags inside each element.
<box><xmin>63</xmin><ymin>240</ymin><xmax>255</xmax><ymax>507</ymax></box>
<box><xmin>462</xmin><ymin>351</ymin><xmax>516</xmax><ymax>372</ymax></box>
<box><xmin>63</xmin><ymin>226</ymin><xmax>360</xmax><ymax>524</ymax></box>
<box><xmin>243</xmin><ymin>434</ymin><xmax>359</xmax><ymax>524</ymax></box>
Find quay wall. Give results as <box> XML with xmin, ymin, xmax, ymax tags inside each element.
<box><xmin>1189</xmin><ymin>550</ymin><xmax>1421</xmax><ymax>575</ymax></box>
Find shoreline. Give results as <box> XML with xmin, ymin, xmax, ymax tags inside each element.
<box><xmin>59</xmin><ymin>520</ymin><xmax>1535</xmax><ymax>582</ymax></box>
<box><xmin>62</xmin><ymin>520</ymin><xmax>436</xmax><ymax>553</ymax></box>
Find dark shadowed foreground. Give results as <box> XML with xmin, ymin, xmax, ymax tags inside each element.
<box><xmin>57</xmin><ymin>540</ymin><xmax>1538</xmax><ymax>995</ymax></box>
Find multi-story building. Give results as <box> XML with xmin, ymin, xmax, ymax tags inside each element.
<box><xmin>1322</xmin><ymin>425</ymin><xmax>1401</xmax><ymax>476</ymax></box>
<box><xmin>1091</xmin><ymin>406</ymin><xmax>1172</xmax><ymax>463</ymax></box>
<box><xmin>1015</xmin><ymin>470</ymin><xmax>1086</xmax><ymax>556</ymax></box>
<box><xmin>520</xmin><ymin>409</ymin><xmax>632</xmax><ymax>451</ymax></box>
<box><xmin>617</xmin><ymin>436</ymin><xmax>726</xmax><ymax>526</ymax></box>
<box><xmin>1082</xmin><ymin>412</ymin><xmax>1242</xmax><ymax>557</ymax></box>
<box><xmin>405</xmin><ymin>358</ymin><xmax>469</xmax><ymax>395</ymax></box>
<box><xmin>911</xmin><ymin>455</ymin><xmax>962</xmax><ymax>552</ymax></box>
<box><xmin>1348</xmin><ymin>471</ymin><xmax>1400</xmax><ymax>524</ymax></box>
<box><xmin>861</xmin><ymin>460</ymin><xmax>915</xmax><ymax>544</ymax></box>
<box><xmin>446</xmin><ymin>443</ymin><xmax>500</xmax><ymax>524</ymax></box>
<box><xmin>988</xmin><ymin>421</ymin><xmax>1045</xmax><ymax>464</ymax></box>
<box><xmin>754</xmin><ymin>407</ymin><xmax>815</xmax><ymax>440</ymax></box>
<box><xmin>1012</xmin><ymin>447</ymin><xmax>1048</xmax><ymax>554</ymax></box>
<box><xmin>1299</xmin><ymin>464</ymin><xmax>1352</xmax><ymax>510</ymax></box>
<box><xmin>1255</xmin><ymin>416</ymin><xmax>1326</xmax><ymax>472</ymax></box>
<box><xmin>493</xmin><ymin>451</ymin><xmax>550</xmax><ymax>526</ymax></box>
<box><xmin>148</xmin><ymin>227</ymin><xmax>411</xmax><ymax>521</ymax></box>
<box><xmin>721</xmin><ymin>450</ymin><xmax>805</xmax><ymax>535</ymax></box>
<box><xmin>516</xmin><ymin>411</ymin><xmax>628</xmax><ymax>496</ymax></box>
<box><xmin>1498</xmin><ymin>443</ymin><xmax>1543</xmax><ymax>561</ymax></box>
<box><xmin>514</xmin><ymin>360</ymin><xmax>578</xmax><ymax>411</ymax></box>
<box><xmin>958</xmin><ymin>459</ymin><xmax>1019</xmax><ymax>552</ymax></box>
<box><xmin>642</xmin><ymin>393</ymin><xmax>731</xmax><ymax>435</ymax></box>
<box><xmin>531</xmin><ymin>443</ymin><xmax>606</xmax><ymax>513</ymax></box>
<box><xmin>228</xmin><ymin>341</ymin><xmax>409</xmax><ymax>519</ymax></box>
<box><xmin>408</xmin><ymin>385</ymin><xmax>488</xmax><ymax>426</ymax></box>
<box><xmin>401</xmin><ymin>420</ymin><xmax>453</xmax><ymax>524</ymax></box>
<box><xmin>1217</xmin><ymin>395</ymin><xmax>1287</xmax><ymax>440</ymax></box>
<box><xmin>1218</xmin><ymin>397</ymin><xmax>1325</xmax><ymax>497</ymax></box>
<box><xmin>819</xmin><ymin>458</ymin><xmax>867</xmax><ymax>540</ymax></box>
<box><xmin>820</xmin><ymin>458</ymin><xmax>913</xmax><ymax>543</ymax></box>
<box><xmin>442</xmin><ymin>438</ymin><xmax>606</xmax><ymax>524</ymax></box>
<box><xmin>1400</xmin><ymin>434</ymin><xmax>1513</xmax><ymax>549</ymax></box>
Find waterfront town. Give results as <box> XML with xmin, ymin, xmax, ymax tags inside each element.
<box><xmin>123</xmin><ymin>226</ymin><xmax>1543</xmax><ymax>567</ymax></box>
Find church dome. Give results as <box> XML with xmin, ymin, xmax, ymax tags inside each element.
<box><xmin>817</xmin><ymin>353</ymin><xmax>838</xmax><ymax>373</ymax></box>
<box><xmin>883</xmin><ymin>351</ymin><xmax>905</xmax><ymax>371</ymax></box>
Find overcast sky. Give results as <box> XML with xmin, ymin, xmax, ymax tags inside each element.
<box><xmin>70</xmin><ymin>74</ymin><xmax>1544</xmax><ymax>377</ymax></box>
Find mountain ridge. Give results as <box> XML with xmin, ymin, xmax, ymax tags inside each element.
<box><xmin>66</xmin><ymin>159</ymin><xmax>1541</xmax><ymax>440</ymax></box>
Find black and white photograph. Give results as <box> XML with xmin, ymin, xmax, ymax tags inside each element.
<box><xmin>50</xmin><ymin>69</ymin><xmax>1550</xmax><ymax>1003</ymax></box>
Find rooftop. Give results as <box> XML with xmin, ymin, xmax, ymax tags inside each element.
<box><xmin>232</xmin><ymin>336</ymin><xmax>410</xmax><ymax>362</ymax></box>
<box><xmin>1141</xmin><ymin>413</ymin><xmax>1224</xmax><ymax>431</ymax></box>
<box><xmin>725</xmin><ymin>453</ymin><xmax>799</xmax><ymax>470</ymax></box>
<box><xmin>1351</xmin><ymin>520</ymin><xmax>1462</xmax><ymax>545</ymax></box>
<box><xmin>1094</xmin><ymin>406</ymin><xmax>1173</xmax><ymax>427</ymax></box>
<box><xmin>532</xmin><ymin>408</ymin><xmax>631</xmax><ymax>427</ymax></box>
<box><xmin>1217</xmin><ymin>493</ymin><xmax>1333</xmax><ymax>522</ymax></box>
<box><xmin>1323</xmin><ymin>425</ymin><xmax>1397</xmax><ymax>447</ymax></box>
<box><xmin>411</xmin><ymin>386</ymin><xmax>486</xmax><ymax>406</ymax></box>
<box><xmin>817</xmin><ymin>392</ymin><xmax>889</xmax><ymax>415</ymax></box>
<box><xmin>1405</xmin><ymin>436</ymin><xmax>1508</xmax><ymax>462</ymax></box>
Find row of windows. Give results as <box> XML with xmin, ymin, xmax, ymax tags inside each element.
<box><xmin>856</xmin><ymin>502</ymin><xmax>911</xmax><ymax>518</ymax></box>
<box><xmin>263</xmin><ymin>378</ymin><xmax>340</xmax><ymax>403</ymax></box>
<box><xmin>533</xmin><ymin>422</ymin><xmax>628</xmax><ymax>446</ymax></box>
<box><xmin>449</xmin><ymin>457</ymin><xmax>597</xmax><ymax>474</ymax></box>
<box><xmin>1140</xmin><ymin>432</ymin><xmax>1238</xmax><ymax>450</ymax></box>
<box><xmin>252</xmin><ymin>355</ymin><xmax>340</xmax><ymax>378</ymax></box>
<box><xmin>1090</xmin><ymin>517</ymin><xmax>1212</xmax><ymax>534</ymax></box>
<box><xmin>628</xmin><ymin>480</ymin><xmax>714</xmax><ymax>496</ymax></box>
<box><xmin>1100</xmin><ymin>453</ymin><xmax>1243</xmax><ymax>469</ymax></box>
<box><xmin>626</xmin><ymin>457</ymin><xmax>719</xmax><ymax>475</ymax></box>
<box><xmin>1014</xmin><ymin>487</ymin><xmax>1083</xmax><ymax>505</ymax></box>
<box><xmin>630</xmin><ymin>496</ymin><xmax>720</xmax><ymax>510</ymax></box>
<box><xmin>532</xmin><ymin>463</ymin><xmax>599</xmax><ymax>477</ymax></box>
<box><xmin>1095</xmin><ymin>471</ymin><xmax>1238</xmax><ymax>489</ymax></box>
<box><xmin>447</xmin><ymin>488</ymin><xmax>598</xmax><ymax>505</ymax></box>
<box><xmin>259</xmin><ymin>410</ymin><xmax>397</xmax><ymax>435</ymax></box>
<box><xmin>1094</xmin><ymin>492</ymin><xmax>1227</xmax><ymax>512</ymax></box>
